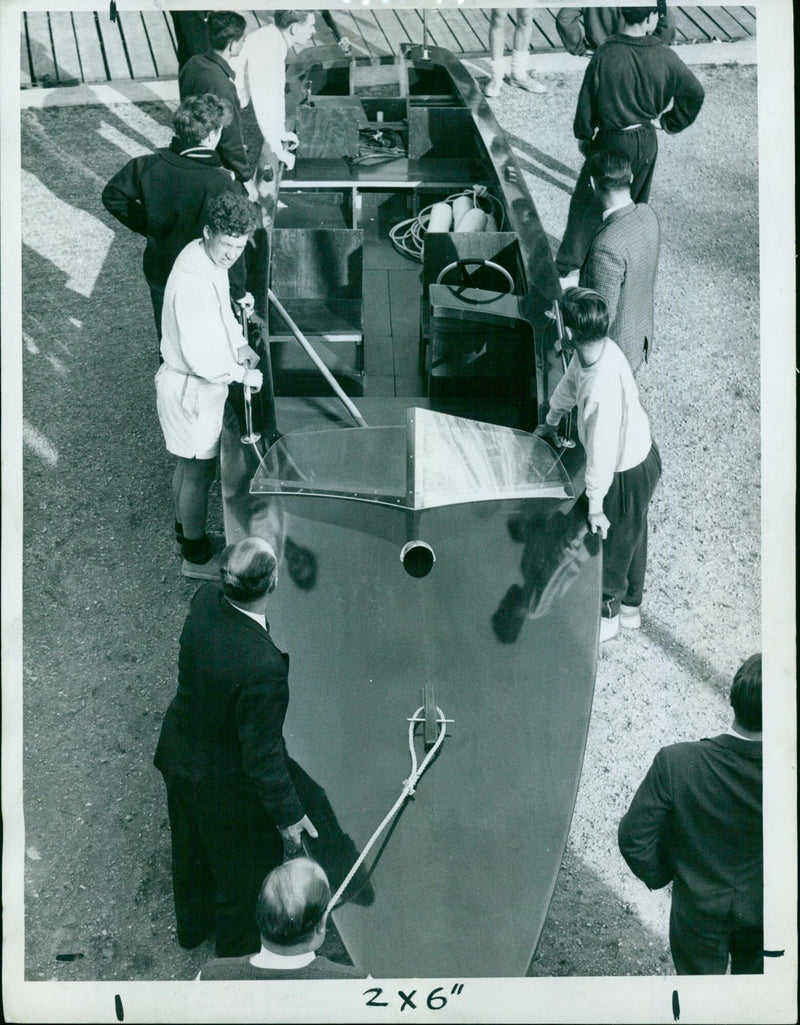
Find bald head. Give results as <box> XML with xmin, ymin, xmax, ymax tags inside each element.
<box><xmin>256</xmin><ymin>858</ymin><xmax>331</xmax><ymax>950</ymax></box>
<box><xmin>220</xmin><ymin>537</ymin><xmax>278</xmax><ymax>604</ymax></box>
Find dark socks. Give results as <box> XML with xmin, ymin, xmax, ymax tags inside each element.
<box><xmin>182</xmin><ymin>534</ymin><xmax>213</xmax><ymax>564</ymax></box>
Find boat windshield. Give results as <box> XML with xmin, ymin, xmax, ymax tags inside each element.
<box><xmin>251</xmin><ymin>408</ymin><xmax>572</xmax><ymax>509</ymax></box>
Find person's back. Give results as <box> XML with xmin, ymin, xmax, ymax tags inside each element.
<box><xmin>582</xmin><ymin>202</ymin><xmax>660</xmax><ymax>373</ymax></box>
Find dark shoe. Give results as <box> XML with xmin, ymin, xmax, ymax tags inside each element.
<box><xmin>182</xmin><ymin>553</ymin><xmax>221</xmax><ymax>581</ymax></box>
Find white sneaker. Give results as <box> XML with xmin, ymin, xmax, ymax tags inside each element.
<box><xmin>510</xmin><ymin>73</ymin><xmax>547</xmax><ymax>94</ymax></box>
<box><xmin>599</xmin><ymin>615</ymin><xmax>620</xmax><ymax>642</ymax></box>
<box><xmin>484</xmin><ymin>76</ymin><xmax>503</xmax><ymax>98</ymax></box>
<box><xmin>620</xmin><ymin>604</ymin><xmax>642</xmax><ymax>630</ymax></box>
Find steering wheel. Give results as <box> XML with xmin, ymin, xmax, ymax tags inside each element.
<box><xmin>435</xmin><ymin>259</ymin><xmax>515</xmax><ymax>303</ymax></box>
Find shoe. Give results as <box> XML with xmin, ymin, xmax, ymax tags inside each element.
<box><xmin>599</xmin><ymin>615</ymin><xmax>620</xmax><ymax>642</ymax></box>
<box><xmin>484</xmin><ymin>76</ymin><xmax>503</xmax><ymax>98</ymax></box>
<box><xmin>175</xmin><ymin>529</ymin><xmax>225</xmax><ymax>553</ymax></box>
<box><xmin>182</xmin><ymin>553</ymin><xmax>222</xmax><ymax>581</ymax></box>
<box><xmin>509</xmin><ymin>73</ymin><xmax>547</xmax><ymax>94</ymax></box>
<box><xmin>620</xmin><ymin>604</ymin><xmax>642</xmax><ymax>630</ymax></box>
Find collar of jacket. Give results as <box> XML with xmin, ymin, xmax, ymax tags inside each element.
<box><xmin>203</xmin><ymin>49</ymin><xmax>235</xmax><ymax>80</ymax></box>
<box><xmin>603</xmin><ymin>201</ymin><xmax>637</xmax><ymax>224</ymax></box>
<box><xmin>216</xmin><ymin>587</ymin><xmax>273</xmax><ymax>638</ymax></box>
<box><xmin>704</xmin><ymin>733</ymin><xmax>763</xmax><ymax>758</ymax></box>
<box><xmin>605</xmin><ymin>34</ymin><xmax>663</xmax><ymax>49</ymax></box>
<box><xmin>168</xmin><ymin>137</ymin><xmax>223</xmax><ymax>164</ymax></box>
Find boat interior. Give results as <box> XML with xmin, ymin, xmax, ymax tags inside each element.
<box><xmin>252</xmin><ymin>52</ymin><xmax>544</xmax><ymax>433</ymax></box>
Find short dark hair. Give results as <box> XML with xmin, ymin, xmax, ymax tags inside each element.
<box><xmin>204</xmin><ymin>191</ymin><xmax>260</xmax><ymax>238</ymax></box>
<box><xmin>589</xmin><ymin>149</ymin><xmax>633</xmax><ymax>192</ymax></box>
<box><xmin>206</xmin><ymin>10</ymin><xmax>246</xmax><ymax>50</ymax></box>
<box><xmin>274</xmin><ymin>10</ymin><xmax>314</xmax><ymax>30</ymax></box>
<box><xmin>173</xmin><ymin>94</ymin><xmax>231</xmax><ymax>146</ymax></box>
<box><xmin>620</xmin><ymin>7</ymin><xmax>658</xmax><ymax>26</ymax></box>
<box><xmin>256</xmin><ymin>859</ymin><xmax>331</xmax><ymax>947</ymax></box>
<box><xmin>730</xmin><ymin>653</ymin><xmax>762</xmax><ymax>731</ymax></box>
<box><xmin>220</xmin><ymin>537</ymin><xmax>278</xmax><ymax>602</ymax></box>
<box><xmin>561</xmin><ymin>287</ymin><xmax>610</xmax><ymax>343</ymax></box>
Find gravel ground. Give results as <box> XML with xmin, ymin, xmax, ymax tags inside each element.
<box><xmin>17</xmin><ymin>56</ymin><xmax>760</xmax><ymax>997</ymax></box>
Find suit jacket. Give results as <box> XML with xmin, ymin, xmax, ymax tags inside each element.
<box><xmin>179</xmin><ymin>51</ymin><xmax>251</xmax><ymax>181</ymax></box>
<box><xmin>618</xmin><ymin>734</ymin><xmax>762</xmax><ymax>928</ymax></box>
<box><xmin>580</xmin><ymin>203</ymin><xmax>660</xmax><ymax>374</ymax></box>
<box><xmin>154</xmin><ymin>584</ymin><xmax>304</xmax><ymax>827</ymax></box>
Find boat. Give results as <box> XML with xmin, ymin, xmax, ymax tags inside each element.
<box><xmin>219</xmin><ymin>41</ymin><xmax>601</xmax><ymax>978</ymax></box>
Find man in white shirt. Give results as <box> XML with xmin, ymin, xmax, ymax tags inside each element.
<box><xmin>233</xmin><ymin>11</ymin><xmax>317</xmax><ymax>172</ymax></box>
<box><xmin>156</xmin><ymin>192</ymin><xmax>263</xmax><ymax>579</ymax></box>
<box><xmin>535</xmin><ymin>287</ymin><xmax>661</xmax><ymax>641</ymax></box>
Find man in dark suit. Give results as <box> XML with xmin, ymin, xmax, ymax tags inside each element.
<box><xmin>179</xmin><ymin>11</ymin><xmax>251</xmax><ymax>184</ymax></box>
<box><xmin>580</xmin><ymin>149</ymin><xmax>660</xmax><ymax>375</ymax></box>
<box><xmin>198</xmin><ymin>858</ymin><xmax>364</xmax><ymax>979</ymax></box>
<box><xmin>618</xmin><ymin>654</ymin><xmax>763</xmax><ymax>974</ymax></box>
<box><xmin>154</xmin><ymin>537</ymin><xmax>317</xmax><ymax>957</ymax></box>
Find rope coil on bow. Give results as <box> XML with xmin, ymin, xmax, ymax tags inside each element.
<box><xmin>325</xmin><ymin>704</ymin><xmax>450</xmax><ymax>914</ymax></box>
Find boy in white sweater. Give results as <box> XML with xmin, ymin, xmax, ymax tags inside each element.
<box><xmin>535</xmin><ymin>287</ymin><xmax>661</xmax><ymax>641</ymax></box>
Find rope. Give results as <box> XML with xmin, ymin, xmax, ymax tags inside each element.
<box><xmin>388</xmin><ymin>187</ymin><xmax>506</xmax><ymax>263</ymax></box>
<box><xmin>325</xmin><ymin>704</ymin><xmax>450</xmax><ymax>914</ymax></box>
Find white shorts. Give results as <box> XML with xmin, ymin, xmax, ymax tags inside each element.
<box><xmin>155</xmin><ymin>364</ymin><xmax>229</xmax><ymax>460</ymax></box>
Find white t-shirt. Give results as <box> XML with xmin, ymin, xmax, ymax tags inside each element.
<box><xmin>231</xmin><ymin>24</ymin><xmax>289</xmax><ymax>155</ymax></box>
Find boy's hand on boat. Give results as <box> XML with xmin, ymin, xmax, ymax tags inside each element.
<box><xmin>242</xmin><ymin>368</ymin><xmax>263</xmax><ymax>391</ymax></box>
<box><xmin>280</xmin><ymin>814</ymin><xmax>319</xmax><ymax>847</ymax></box>
<box><xmin>282</xmin><ymin>132</ymin><xmax>299</xmax><ymax>152</ymax></box>
<box><xmin>234</xmin><ymin>292</ymin><xmax>255</xmax><ymax>317</ymax></box>
<box><xmin>237</xmin><ymin>343</ymin><xmax>260</xmax><ymax>369</ymax></box>
<box><xmin>534</xmin><ymin>423</ymin><xmax>563</xmax><ymax>448</ymax></box>
<box><xmin>588</xmin><ymin>511</ymin><xmax>610</xmax><ymax>539</ymax></box>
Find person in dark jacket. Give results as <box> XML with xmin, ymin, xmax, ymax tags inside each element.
<box><xmin>179</xmin><ymin>11</ymin><xmax>251</xmax><ymax>183</ymax></box>
<box><xmin>198</xmin><ymin>858</ymin><xmax>364</xmax><ymax>979</ymax></box>
<box><xmin>556</xmin><ymin>5</ymin><xmax>703</xmax><ymax>277</ymax></box>
<box><xmin>618</xmin><ymin>654</ymin><xmax>763</xmax><ymax>975</ymax></box>
<box><xmin>101</xmin><ymin>93</ymin><xmax>249</xmax><ymax>342</ymax></box>
<box><xmin>169</xmin><ymin>10</ymin><xmax>209</xmax><ymax>69</ymax></box>
<box><xmin>555</xmin><ymin>5</ymin><xmax>675</xmax><ymax>57</ymax></box>
<box><xmin>154</xmin><ymin>537</ymin><xmax>318</xmax><ymax>957</ymax></box>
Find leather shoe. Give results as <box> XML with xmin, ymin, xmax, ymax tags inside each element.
<box><xmin>182</xmin><ymin>553</ymin><xmax>221</xmax><ymax>581</ymax></box>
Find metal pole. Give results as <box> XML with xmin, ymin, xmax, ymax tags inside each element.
<box><xmin>267</xmin><ymin>287</ymin><xmax>369</xmax><ymax>428</ymax></box>
<box><xmin>552</xmin><ymin>300</ymin><xmax>575</xmax><ymax>449</ymax></box>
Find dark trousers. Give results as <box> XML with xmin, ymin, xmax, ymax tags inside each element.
<box><xmin>169</xmin><ymin>11</ymin><xmax>209</xmax><ymax>70</ymax></box>
<box><xmin>149</xmin><ymin>283</ymin><xmax>165</xmax><ymax>343</ymax></box>
<box><xmin>556</xmin><ymin>124</ymin><xmax>659</xmax><ymax>275</ymax></box>
<box><xmin>161</xmin><ymin>773</ymin><xmax>283</xmax><ymax>957</ymax></box>
<box><xmin>601</xmin><ymin>441</ymin><xmax>661</xmax><ymax>617</ymax></box>
<box><xmin>670</xmin><ymin>901</ymin><xmax>764</xmax><ymax>975</ymax></box>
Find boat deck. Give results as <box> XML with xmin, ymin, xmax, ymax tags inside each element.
<box><xmin>20</xmin><ymin>6</ymin><xmax>756</xmax><ymax>88</ymax></box>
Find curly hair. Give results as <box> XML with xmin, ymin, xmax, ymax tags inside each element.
<box><xmin>207</xmin><ymin>10</ymin><xmax>246</xmax><ymax>50</ymax></box>
<box><xmin>561</xmin><ymin>287</ymin><xmax>610</xmax><ymax>343</ymax></box>
<box><xmin>203</xmin><ymin>191</ymin><xmax>261</xmax><ymax>238</ymax></box>
<box><xmin>173</xmin><ymin>93</ymin><xmax>232</xmax><ymax>146</ymax></box>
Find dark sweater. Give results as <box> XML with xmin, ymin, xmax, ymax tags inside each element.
<box><xmin>198</xmin><ymin>954</ymin><xmax>365</xmax><ymax>980</ymax></box>
<box><xmin>179</xmin><ymin>51</ymin><xmax>251</xmax><ymax>181</ymax></box>
<box><xmin>574</xmin><ymin>34</ymin><xmax>704</xmax><ymax>140</ymax></box>
<box><xmin>101</xmin><ymin>138</ymin><xmax>245</xmax><ymax>297</ymax></box>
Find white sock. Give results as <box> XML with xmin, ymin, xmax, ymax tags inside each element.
<box><xmin>490</xmin><ymin>57</ymin><xmax>505</xmax><ymax>81</ymax></box>
<box><xmin>511</xmin><ymin>48</ymin><xmax>529</xmax><ymax>80</ymax></box>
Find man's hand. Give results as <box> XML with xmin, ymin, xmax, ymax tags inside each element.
<box><xmin>588</xmin><ymin>511</ymin><xmax>610</xmax><ymax>539</ymax></box>
<box><xmin>280</xmin><ymin>814</ymin><xmax>318</xmax><ymax>848</ymax></box>
<box><xmin>237</xmin><ymin>343</ymin><xmax>260</xmax><ymax>369</ymax></box>
<box><xmin>534</xmin><ymin>423</ymin><xmax>562</xmax><ymax>447</ymax></box>
<box><xmin>281</xmin><ymin>131</ymin><xmax>299</xmax><ymax>152</ymax></box>
<box><xmin>234</xmin><ymin>292</ymin><xmax>255</xmax><ymax>317</ymax></box>
<box><xmin>578</xmin><ymin>139</ymin><xmax>591</xmax><ymax>157</ymax></box>
<box><xmin>244</xmin><ymin>178</ymin><xmax>259</xmax><ymax>203</ymax></box>
<box><xmin>242</xmin><ymin>368</ymin><xmax>263</xmax><ymax>392</ymax></box>
<box><xmin>278</xmin><ymin>148</ymin><xmax>296</xmax><ymax>171</ymax></box>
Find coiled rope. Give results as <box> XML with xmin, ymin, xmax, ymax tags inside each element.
<box><xmin>326</xmin><ymin>704</ymin><xmax>450</xmax><ymax>913</ymax></box>
<box><xmin>388</xmin><ymin>186</ymin><xmax>505</xmax><ymax>263</ymax></box>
